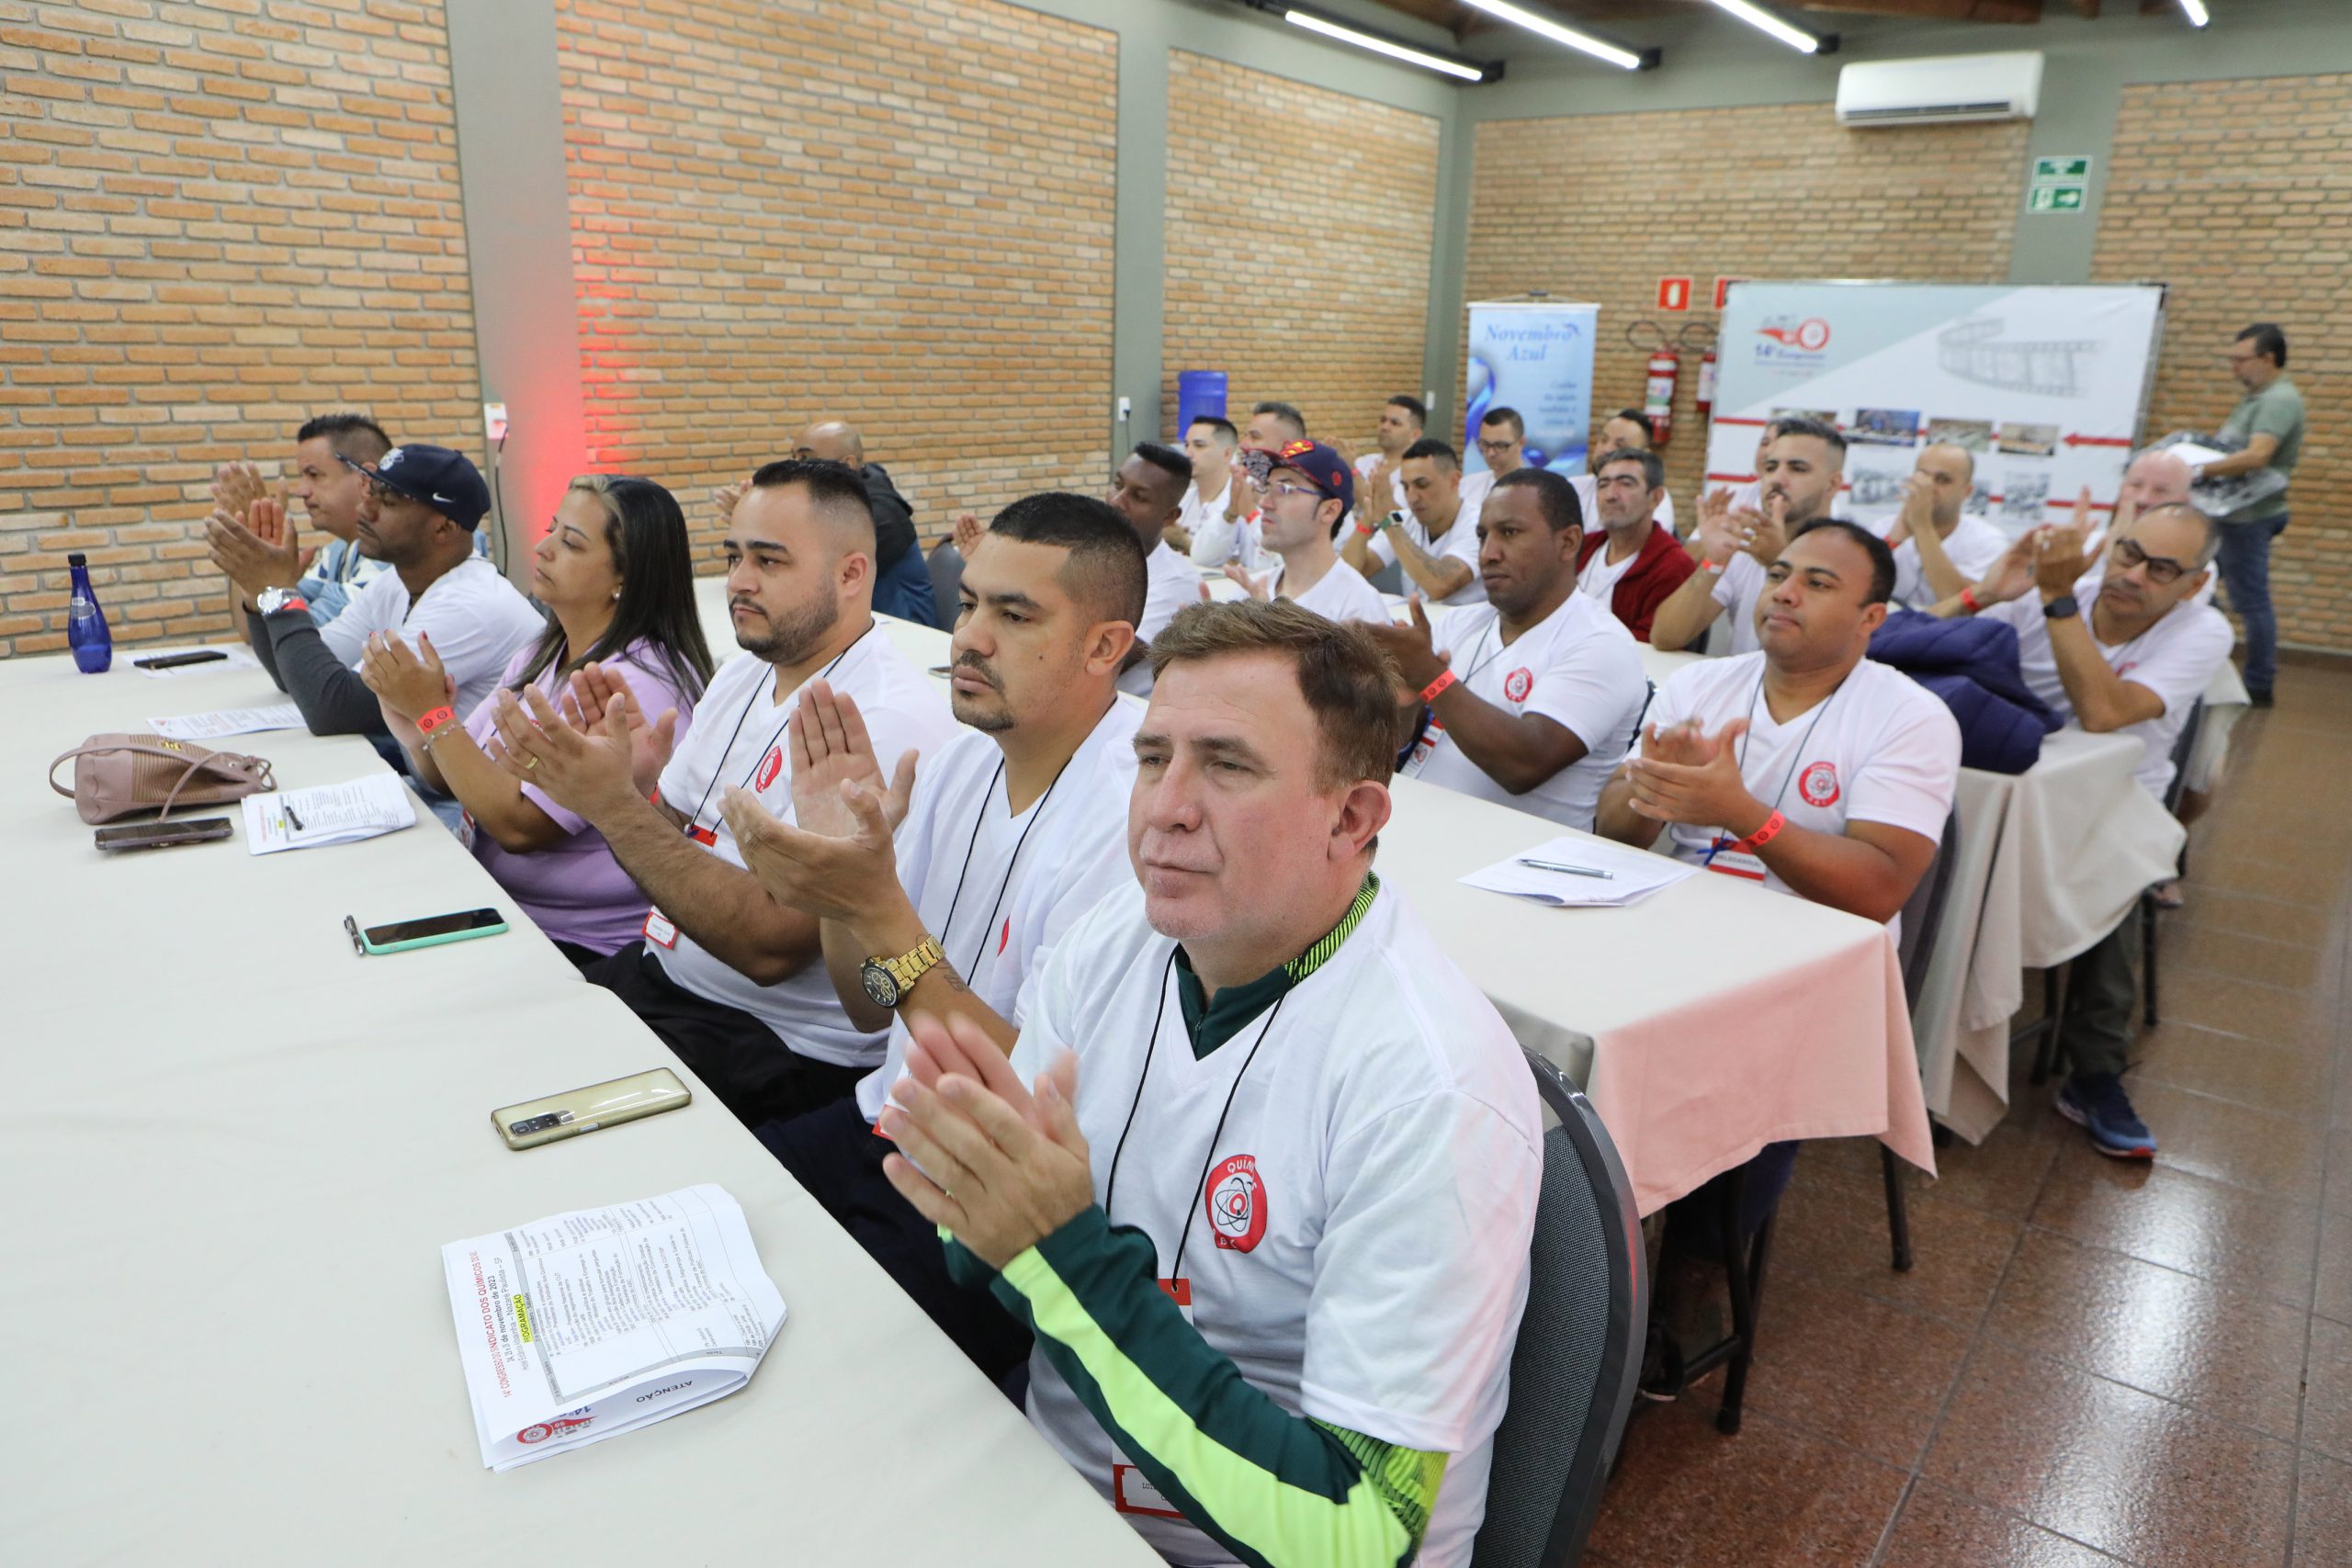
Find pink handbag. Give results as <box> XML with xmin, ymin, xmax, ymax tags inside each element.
<box><xmin>48</xmin><ymin>733</ymin><xmax>276</xmax><ymax>825</ymax></box>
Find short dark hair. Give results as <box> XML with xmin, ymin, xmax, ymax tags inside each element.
<box><xmin>1132</xmin><ymin>441</ymin><xmax>1193</xmax><ymax>489</ymax></box>
<box><xmin>1401</xmin><ymin>436</ymin><xmax>1459</xmax><ymax>470</ymax></box>
<box><xmin>1605</xmin><ymin>408</ymin><xmax>1656</xmax><ymax>445</ymax></box>
<box><xmin>1770</xmin><ymin>415</ymin><xmax>1848</xmax><ymax>460</ymax></box>
<box><xmin>1480</xmin><ymin>406</ymin><xmax>1524</xmax><ymax>439</ymax></box>
<box><xmin>2236</xmin><ymin>322</ymin><xmax>2288</xmax><ymax>368</ymax></box>
<box><xmin>297</xmin><ymin>412</ymin><xmax>390</xmax><ymax>463</ymax></box>
<box><xmin>1148</xmin><ymin>599</ymin><xmax>1399</xmax><ymax>789</ymax></box>
<box><xmin>1597</xmin><ymin>447</ymin><xmax>1665</xmax><ymax>492</ymax></box>
<box><xmin>988</xmin><ymin>491</ymin><xmax>1148</xmax><ymax>629</ymax></box>
<box><xmin>1187</xmin><ymin>415</ymin><xmax>1238</xmax><ymax>446</ymax></box>
<box><xmin>1791</xmin><ymin>518</ymin><xmax>1896</xmax><ymax>605</ymax></box>
<box><xmin>1386</xmin><ymin>394</ymin><xmax>1427</xmax><ymax>428</ymax></box>
<box><xmin>1252</xmin><ymin>400</ymin><xmax>1306</xmax><ymax>439</ymax></box>
<box><xmin>748</xmin><ymin>457</ymin><xmax>876</xmax><ymax>550</ymax></box>
<box><xmin>1493</xmin><ymin>467</ymin><xmax>1583</xmax><ymax>535</ymax></box>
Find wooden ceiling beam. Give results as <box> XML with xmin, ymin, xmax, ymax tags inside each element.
<box><xmin>1797</xmin><ymin>0</ymin><xmax>2043</xmax><ymax>22</ymax></box>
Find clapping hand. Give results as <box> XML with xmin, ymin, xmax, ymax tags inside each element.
<box><xmin>2032</xmin><ymin>490</ymin><xmax>2096</xmax><ymax>599</ymax></box>
<box><xmin>952</xmin><ymin>510</ymin><xmax>987</xmax><ymax>558</ymax></box>
<box><xmin>1694</xmin><ymin>488</ymin><xmax>1743</xmax><ymax>568</ymax></box>
<box><xmin>1886</xmin><ymin>471</ymin><xmax>1937</xmax><ymax>551</ymax></box>
<box><xmin>711</xmin><ymin>476</ymin><xmax>748</xmax><ymax>529</ymax></box>
<box><xmin>207</xmin><ymin>497</ymin><xmax>307</xmax><ymax>600</ymax></box>
<box><xmin>1624</xmin><ymin>717</ymin><xmax>1762</xmax><ymax>828</ymax></box>
<box><xmin>1359</xmin><ymin>597</ymin><xmax>1449</xmax><ymax>694</ymax></box>
<box><xmin>357</xmin><ymin>630</ymin><xmax>456</xmax><ymax>724</ymax></box>
<box><xmin>564</xmin><ymin>661</ymin><xmax>678</xmax><ymax>799</ymax></box>
<box><xmin>1222</xmin><ymin>561</ymin><xmax>1272</xmax><ymax>603</ymax></box>
<box><xmin>489</xmin><ymin>682</ymin><xmax>639</xmax><ymax>821</ymax></box>
<box><xmin>1744</xmin><ymin>492</ymin><xmax>1790</xmax><ymax>566</ymax></box>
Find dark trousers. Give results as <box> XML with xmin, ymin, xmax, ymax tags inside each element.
<box><xmin>2216</xmin><ymin>512</ymin><xmax>2289</xmax><ymax>694</ymax></box>
<box><xmin>2058</xmin><ymin>903</ymin><xmax>2142</xmax><ymax>1081</ymax></box>
<box><xmin>581</xmin><ymin>942</ymin><xmax>865</xmax><ymax>1128</ymax></box>
<box><xmin>759</xmin><ymin>1098</ymin><xmax>1034</xmax><ymax>1383</ymax></box>
<box><xmin>1662</xmin><ymin>1141</ymin><xmax>1801</xmax><ymax>1262</ymax></box>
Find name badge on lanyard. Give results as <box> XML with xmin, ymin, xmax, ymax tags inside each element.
<box><xmin>1111</xmin><ymin>1461</ymin><xmax>1187</xmax><ymax>1519</ymax></box>
<box><xmin>1400</xmin><ymin>715</ymin><xmax>1444</xmax><ymax>776</ymax></box>
<box><xmin>643</xmin><ymin>908</ymin><xmax>681</xmax><ymax>949</ymax></box>
<box><xmin>684</xmin><ymin>823</ymin><xmax>718</xmax><ymax>847</ymax></box>
<box><xmin>1157</xmin><ymin>1276</ymin><xmax>1194</xmax><ymax>1326</ymax></box>
<box><xmin>1702</xmin><ymin>836</ymin><xmax>1769</xmax><ymax>882</ymax></box>
<box><xmin>457</xmin><ymin>807</ymin><xmax>477</xmax><ymax>852</ymax></box>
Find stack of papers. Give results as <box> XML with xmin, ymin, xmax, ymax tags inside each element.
<box><xmin>1460</xmin><ymin>834</ymin><xmax>1702</xmax><ymax>908</ymax></box>
<box><xmin>442</xmin><ymin>1186</ymin><xmax>786</xmax><ymax>1471</ymax></box>
<box><xmin>240</xmin><ymin>773</ymin><xmax>415</xmax><ymax>854</ymax></box>
<box><xmin>149</xmin><ymin>704</ymin><xmax>305</xmax><ymax>741</ymax></box>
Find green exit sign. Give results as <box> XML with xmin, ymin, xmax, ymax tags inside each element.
<box><xmin>2033</xmin><ymin>154</ymin><xmax>2093</xmax><ymax>181</ymax></box>
<box><xmin>2030</xmin><ymin>184</ymin><xmax>2086</xmax><ymax>212</ymax></box>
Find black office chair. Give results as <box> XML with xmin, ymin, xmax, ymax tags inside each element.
<box><xmin>1471</xmin><ymin>1051</ymin><xmax>1646</xmax><ymax>1568</ymax></box>
<box><xmin>925</xmin><ymin>539</ymin><xmax>965</xmax><ymax>632</ymax></box>
<box><xmin>1885</xmin><ymin>810</ymin><xmax>1963</xmax><ymax>1273</ymax></box>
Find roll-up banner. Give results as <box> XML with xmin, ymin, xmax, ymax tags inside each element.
<box><xmin>1463</xmin><ymin>300</ymin><xmax>1600</xmax><ymax>479</ymax></box>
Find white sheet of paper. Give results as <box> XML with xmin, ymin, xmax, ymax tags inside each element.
<box><xmin>148</xmin><ymin>704</ymin><xmax>305</xmax><ymax>741</ymax></box>
<box><xmin>2169</xmin><ymin>441</ymin><xmax>2231</xmax><ymax>468</ymax></box>
<box><xmin>441</xmin><ymin>1185</ymin><xmax>786</xmax><ymax>1471</ymax></box>
<box><xmin>240</xmin><ymin>773</ymin><xmax>415</xmax><ymax>855</ymax></box>
<box><xmin>130</xmin><ymin>645</ymin><xmax>261</xmax><ymax>678</ymax></box>
<box><xmin>1460</xmin><ymin>834</ymin><xmax>1702</xmax><ymax>908</ymax></box>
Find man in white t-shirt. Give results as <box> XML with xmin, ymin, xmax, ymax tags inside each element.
<box><xmin>873</xmin><ymin>601</ymin><xmax>1540</xmax><ymax>1568</ymax></box>
<box><xmin>488</xmin><ymin>459</ymin><xmax>956</xmax><ymax>1129</ymax></box>
<box><xmin>1596</xmin><ymin>407</ymin><xmax>1678</xmax><ymax>536</ymax></box>
<box><xmin>1598</xmin><ymin>519</ymin><xmax>1959</xmax><ymax>1311</ymax></box>
<box><xmin>1200</xmin><ymin>399</ymin><xmax>1306</xmax><ymax>543</ymax></box>
<box><xmin>1650</xmin><ymin>417</ymin><xmax>1848</xmax><ymax>657</ymax></box>
<box><xmin>209</xmin><ymin>443</ymin><xmax>544</xmax><ymax>743</ymax></box>
<box><xmin>1176</xmin><ymin>415</ymin><xmax>1247</xmax><ymax>567</ymax></box>
<box><xmin>1368</xmin><ymin>468</ymin><xmax>1645</xmax><ymax>832</ymax></box>
<box><xmin>1227</xmin><ymin>439</ymin><xmax>1389</xmax><ymax>625</ymax></box>
<box><xmin>1342</xmin><ymin>436</ymin><xmax>1485</xmax><ymax>605</ymax></box>
<box><xmin>709</xmin><ymin>492</ymin><xmax>1148</xmax><ymax>1376</ymax></box>
<box><xmin>1933</xmin><ymin>499</ymin><xmax>2230</xmax><ymax>1160</ymax></box>
<box><xmin>1457</xmin><ymin>404</ymin><xmax>1526</xmax><ymax>513</ymax></box>
<box><xmin>1348</xmin><ymin>392</ymin><xmax>1425</xmax><ymax>526</ymax></box>
<box><xmin>1106</xmin><ymin>442</ymin><xmax>1204</xmax><ymax>695</ymax></box>
<box><xmin>1883</xmin><ymin>444</ymin><xmax>2007</xmax><ymax>610</ymax></box>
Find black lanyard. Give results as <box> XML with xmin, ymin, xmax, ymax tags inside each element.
<box><xmin>1101</xmin><ymin>948</ymin><xmax>1288</xmax><ymax>1289</ymax></box>
<box><xmin>1702</xmin><ymin>666</ymin><xmax>1849</xmax><ymax>866</ymax></box>
<box><xmin>935</xmin><ymin>751</ymin><xmax>1070</xmax><ymax>978</ymax></box>
<box><xmin>680</xmin><ymin>624</ymin><xmax>874</xmax><ymax>839</ymax></box>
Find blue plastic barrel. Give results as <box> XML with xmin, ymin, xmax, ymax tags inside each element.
<box><xmin>1175</xmin><ymin>370</ymin><xmax>1228</xmax><ymax>435</ymax></box>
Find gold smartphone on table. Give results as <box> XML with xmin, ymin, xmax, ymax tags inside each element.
<box><xmin>492</xmin><ymin>1068</ymin><xmax>691</xmax><ymax>1150</ymax></box>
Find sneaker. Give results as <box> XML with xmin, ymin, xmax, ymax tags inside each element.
<box><xmin>2247</xmin><ymin>687</ymin><xmax>2275</xmax><ymax>709</ymax></box>
<box><xmin>2055</xmin><ymin>1074</ymin><xmax>2155</xmax><ymax>1159</ymax></box>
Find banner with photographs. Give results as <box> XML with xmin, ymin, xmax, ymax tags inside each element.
<box><xmin>1702</xmin><ymin>283</ymin><xmax>2165</xmax><ymax>537</ymax></box>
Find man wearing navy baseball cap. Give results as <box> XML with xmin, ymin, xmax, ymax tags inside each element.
<box><xmin>208</xmin><ymin>442</ymin><xmax>543</xmax><ymax>746</ymax></box>
<box><xmin>1218</xmin><ymin>438</ymin><xmax>1390</xmax><ymax>626</ymax></box>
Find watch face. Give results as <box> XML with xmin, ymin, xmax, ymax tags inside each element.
<box><xmin>859</xmin><ymin>961</ymin><xmax>899</xmax><ymax>1010</ymax></box>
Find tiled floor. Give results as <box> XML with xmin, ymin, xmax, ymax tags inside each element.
<box><xmin>1586</xmin><ymin>655</ymin><xmax>2351</xmax><ymax>1567</ymax></box>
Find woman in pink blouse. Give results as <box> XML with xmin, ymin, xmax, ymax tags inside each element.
<box><xmin>362</xmin><ymin>475</ymin><xmax>714</xmax><ymax>965</ymax></box>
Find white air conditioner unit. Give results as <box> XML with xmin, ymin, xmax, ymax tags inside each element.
<box><xmin>1836</xmin><ymin>51</ymin><xmax>2042</xmax><ymax>128</ymax></box>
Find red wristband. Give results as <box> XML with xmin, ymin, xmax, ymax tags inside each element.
<box><xmin>416</xmin><ymin>705</ymin><xmax>458</xmax><ymax>736</ymax></box>
<box><xmin>1354</xmin><ymin>518</ymin><xmax>1377</xmax><ymax>536</ymax></box>
<box><xmin>1733</xmin><ymin>809</ymin><xmax>1786</xmax><ymax>855</ymax></box>
<box><xmin>1959</xmin><ymin>587</ymin><xmax>1983</xmax><ymax>614</ymax></box>
<box><xmin>1419</xmin><ymin>670</ymin><xmax>1458</xmax><ymax>705</ymax></box>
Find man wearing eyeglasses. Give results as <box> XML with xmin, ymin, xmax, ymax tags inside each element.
<box><xmin>1457</xmin><ymin>406</ymin><xmax>1529</xmax><ymax>515</ymax></box>
<box><xmin>1227</xmin><ymin>440</ymin><xmax>1389</xmax><ymax>626</ymax></box>
<box><xmin>1937</xmin><ymin>497</ymin><xmax>2231</xmax><ymax>1159</ymax></box>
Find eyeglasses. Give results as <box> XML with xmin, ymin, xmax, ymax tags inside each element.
<box><xmin>2110</xmin><ymin>536</ymin><xmax>2191</xmax><ymax>585</ymax></box>
<box><xmin>1261</xmin><ymin>481</ymin><xmax>1327</xmax><ymax>505</ymax></box>
<box><xmin>1476</xmin><ymin>437</ymin><xmax>1520</xmax><ymax>455</ymax></box>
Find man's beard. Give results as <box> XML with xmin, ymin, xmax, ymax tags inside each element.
<box><xmin>737</xmin><ymin>589</ymin><xmax>841</xmax><ymax>664</ymax></box>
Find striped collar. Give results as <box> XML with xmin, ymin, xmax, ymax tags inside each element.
<box><xmin>1173</xmin><ymin>873</ymin><xmax>1379</xmax><ymax>1059</ymax></box>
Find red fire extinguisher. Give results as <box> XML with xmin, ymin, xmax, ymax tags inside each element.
<box><xmin>1644</xmin><ymin>347</ymin><xmax>1679</xmax><ymax>446</ymax></box>
<box><xmin>1695</xmin><ymin>348</ymin><xmax>1717</xmax><ymax>418</ymax></box>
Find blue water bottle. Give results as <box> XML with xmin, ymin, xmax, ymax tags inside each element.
<box><xmin>66</xmin><ymin>552</ymin><xmax>112</xmax><ymax>672</ymax></box>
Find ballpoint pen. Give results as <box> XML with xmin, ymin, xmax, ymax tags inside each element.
<box><xmin>1516</xmin><ymin>857</ymin><xmax>1612</xmax><ymax>880</ymax></box>
<box><xmin>282</xmin><ymin>800</ymin><xmax>305</xmax><ymax>833</ymax></box>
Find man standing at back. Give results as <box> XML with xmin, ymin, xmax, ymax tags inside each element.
<box><xmin>1649</xmin><ymin>416</ymin><xmax>1847</xmax><ymax>657</ymax></box>
<box><xmin>1341</xmin><ymin>437</ymin><xmax>1484</xmax><ymax>606</ymax></box>
<box><xmin>207</xmin><ymin>443</ymin><xmax>543</xmax><ymax>738</ymax></box>
<box><xmin>1370</xmin><ymin>468</ymin><xmax>1645</xmax><ymax>832</ymax></box>
<box><xmin>712</xmin><ymin>493</ymin><xmax>1148</xmax><ymax>1374</ymax></box>
<box><xmin>2189</xmin><ymin>322</ymin><xmax>2303</xmax><ymax>705</ymax></box>
<box><xmin>487</xmin><ymin>460</ymin><xmax>957</xmax><ymax>1129</ymax></box>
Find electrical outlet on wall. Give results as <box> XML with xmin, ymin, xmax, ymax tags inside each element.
<box><xmin>1116</xmin><ymin>396</ymin><xmax>1131</xmax><ymax>421</ymax></box>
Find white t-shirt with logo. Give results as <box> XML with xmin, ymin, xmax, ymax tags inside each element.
<box><xmin>1408</xmin><ymin>592</ymin><xmax>1646</xmax><ymax>832</ymax></box>
<box><xmin>1983</xmin><ymin>571</ymin><xmax>2232</xmax><ymax>799</ymax></box>
<box><xmin>1008</xmin><ymin>879</ymin><xmax>1541</xmax><ymax>1568</ymax></box>
<box><xmin>1890</xmin><ymin>513</ymin><xmax>2008</xmax><ymax>610</ymax></box>
<box><xmin>853</xmin><ymin>701</ymin><xmax>1141</xmax><ymax>1122</ymax></box>
<box><xmin>1278</xmin><ymin>557</ymin><xmax>1390</xmax><ymax>626</ymax></box>
<box><xmin>1364</xmin><ymin>494</ymin><xmax>1487</xmax><ymax>606</ymax></box>
<box><xmin>647</xmin><ymin>629</ymin><xmax>958</xmax><ymax>1066</ymax></box>
<box><xmin>319</xmin><ymin>556</ymin><xmax>546</xmax><ymax>718</ymax></box>
<box><xmin>1577</xmin><ymin>539</ymin><xmax>1643</xmax><ymax>605</ymax></box>
<box><xmin>1636</xmin><ymin>652</ymin><xmax>1961</xmax><ymax>936</ymax></box>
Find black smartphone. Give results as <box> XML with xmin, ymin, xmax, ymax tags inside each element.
<box><xmin>95</xmin><ymin>817</ymin><xmax>234</xmax><ymax>852</ymax></box>
<box><xmin>132</xmin><ymin>650</ymin><xmax>228</xmax><ymax>671</ymax></box>
<box><xmin>345</xmin><ymin>907</ymin><xmax>509</xmax><ymax>956</ymax></box>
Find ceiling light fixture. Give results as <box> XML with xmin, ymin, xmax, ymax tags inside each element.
<box><xmin>1458</xmin><ymin>0</ymin><xmax>1653</xmax><ymax>72</ymax></box>
<box><xmin>1702</xmin><ymin>0</ymin><xmax>1835</xmax><ymax>55</ymax></box>
<box><xmin>1268</xmin><ymin>5</ymin><xmax>1498</xmax><ymax>83</ymax></box>
<box><xmin>2177</xmin><ymin>0</ymin><xmax>2211</xmax><ymax>26</ymax></box>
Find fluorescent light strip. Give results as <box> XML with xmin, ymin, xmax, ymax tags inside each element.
<box><xmin>2178</xmin><ymin>0</ymin><xmax>2211</xmax><ymax>26</ymax></box>
<box><xmin>1282</xmin><ymin>10</ymin><xmax>1487</xmax><ymax>81</ymax></box>
<box><xmin>1702</xmin><ymin>0</ymin><xmax>1824</xmax><ymax>53</ymax></box>
<box><xmin>1460</xmin><ymin>0</ymin><xmax>1643</xmax><ymax>71</ymax></box>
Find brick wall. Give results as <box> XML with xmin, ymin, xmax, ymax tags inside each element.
<box><xmin>1464</xmin><ymin>106</ymin><xmax>2029</xmax><ymax>515</ymax></box>
<box><xmin>555</xmin><ymin>0</ymin><xmax>1116</xmax><ymax>555</ymax></box>
<box><xmin>0</xmin><ymin>0</ymin><xmax>480</xmax><ymax>656</ymax></box>
<box><xmin>1161</xmin><ymin>51</ymin><xmax>1439</xmax><ymax>457</ymax></box>
<box><xmin>2094</xmin><ymin>75</ymin><xmax>2349</xmax><ymax>655</ymax></box>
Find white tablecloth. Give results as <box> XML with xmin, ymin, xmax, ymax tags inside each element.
<box><xmin>1</xmin><ymin>649</ymin><xmax>1159</xmax><ymax>1568</ymax></box>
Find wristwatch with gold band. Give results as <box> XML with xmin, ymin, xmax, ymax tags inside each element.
<box><xmin>859</xmin><ymin>935</ymin><xmax>944</xmax><ymax>1010</ymax></box>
